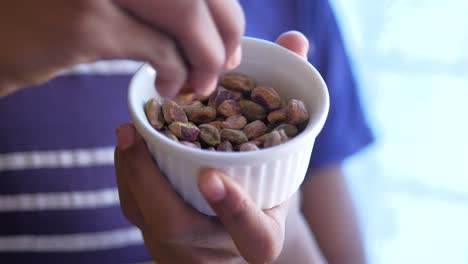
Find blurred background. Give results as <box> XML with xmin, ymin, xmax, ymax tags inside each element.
<box><xmin>329</xmin><ymin>0</ymin><xmax>468</xmax><ymax>263</ymax></box>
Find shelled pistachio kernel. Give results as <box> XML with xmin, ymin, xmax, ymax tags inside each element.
<box><xmin>162</xmin><ymin>100</ymin><xmax>188</xmax><ymax>123</ymax></box>
<box><xmin>243</xmin><ymin>120</ymin><xmax>268</xmax><ymax>140</ymax></box>
<box><xmin>144</xmin><ymin>98</ymin><xmax>164</xmax><ymax>130</ymax></box>
<box><xmin>254</xmin><ymin>133</ymin><xmax>269</xmax><ymax>144</ymax></box>
<box><xmin>220</xmin><ymin>73</ymin><xmax>256</xmax><ymax>93</ymax></box>
<box><xmin>221</xmin><ymin>115</ymin><xmax>247</xmax><ymax>130</ymax></box>
<box><xmin>217</xmin><ymin>99</ymin><xmax>241</xmax><ymax>117</ymax></box>
<box><xmin>198</xmin><ymin>124</ymin><xmax>221</xmax><ymax>146</ymax></box>
<box><xmin>185</xmin><ymin>103</ymin><xmax>217</xmax><ymax>124</ymax></box>
<box><xmin>287</xmin><ymin>99</ymin><xmax>309</xmax><ymax>125</ymax></box>
<box><xmin>238</xmin><ymin>99</ymin><xmax>266</xmax><ymax>121</ymax></box>
<box><xmin>168</xmin><ymin>122</ymin><xmax>200</xmax><ymax>142</ymax></box>
<box><xmin>220</xmin><ymin>129</ymin><xmax>248</xmax><ymax>145</ymax></box>
<box><xmin>251</xmin><ymin>86</ymin><xmax>282</xmax><ymax>110</ymax></box>
<box><xmin>264</xmin><ymin>129</ymin><xmax>289</xmax><ymax>148</ymax></box>
<box><xmin>273</xmin><ymin>124</ymin><xmax>298</xmax><ymax>138</ymax></box>
<box><xmin>180</xmin><ymin>141</ymin><xmax>201</xmax><ymax>149</ymax></box>
<box><xmin>208</xmin><ymin>86</ymin><xmax>232</xmax><ymax>108</ymax></box>
<box><xmin>239</xmin><ymin>142</ymin><xmax>260</xmax><ymax>152</ymax></box>
<box><xmin>145</xmin><ymin>73</ymin><xmax>310</xmax><ymax>152</ymax></box>
<box><xmin>267</xmin><ymin>108</ymin><xmax>288</xmax><ymax>125</ymax></box>
<box><xmin>217</xmin><ymin>140</ymin><xmax>233</xmax><ymax>152</ymax></box>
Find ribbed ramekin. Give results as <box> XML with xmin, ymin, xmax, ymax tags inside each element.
<box><xmin>128</xmin><ymin>37</ymin><xmax>329</xmax><ymax>215</ymax></box>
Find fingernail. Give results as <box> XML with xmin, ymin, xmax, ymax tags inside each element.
<box><xmin>200</xmin><ymin>173</ymin><xmax>226</xmax><ymax>202</ymax></box>
<box><xmin>225</xmin><ymin>46</ymin><xmax>242</xmax><ymax>70</ymax></box>
<box><xmin>116</xmin><ymin>123</ymin><xmax>135</xmax><ymax>150</ymax></box>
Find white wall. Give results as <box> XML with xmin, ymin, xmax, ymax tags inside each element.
<box><xmin>330</xmin><ymin>1</ymin><xmax>468</xmax><ymax>263</ymax></box>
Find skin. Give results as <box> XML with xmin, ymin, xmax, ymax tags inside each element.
<box><xmin>115</xmin><ymin>32</ymin><xmax>366</xmax><ymax>263</ymax></box>
<box><xmin>301</xmin><ymin>165</ymin><xmax>368</xmax><ymax>264</ymax></box>
<box><xmin>115</xmin><ymin>123</ymin><xmax>292</xmax><ymax>263</ymax></box>
<box><xmin>0</xmin><ymin>0</ymin><xmax>244</xmax><ymax>97</ymax></box>
<box><xmin>0</xmin><ymin>1</ymin><xmax>366</xmax><ymax>260</ymax></box>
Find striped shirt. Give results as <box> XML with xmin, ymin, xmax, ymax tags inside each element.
<box><xmin>0</xmin><ymin>1</ymin><xmax>373</xmax><ymax>263</ymax></box>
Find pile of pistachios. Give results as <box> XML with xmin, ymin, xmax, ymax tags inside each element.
<box><xmin>144</xmin><ymin>73</ymin><xmax>309</xmax><ymax>152</ymax></box>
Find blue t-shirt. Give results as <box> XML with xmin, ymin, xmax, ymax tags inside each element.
<box><xmin>0</xmin><ymin>0</ymin><xmax>372</xmax><ymax>262</ymax></box>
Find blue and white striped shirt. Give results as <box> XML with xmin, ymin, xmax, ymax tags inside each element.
<box><xmin>0</xmin><ymin>1</ymin><xmax>372</xmax><ymax>262</ymax></box>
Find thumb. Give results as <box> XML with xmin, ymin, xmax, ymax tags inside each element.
<box><xmin>198</xmin><ymin>169</ymin><xmax>288</xmax><ymax>263</ymax></box>
<box><xmin>276</xmin><ymin>30</ymin><xmax>310</xmax><ymax>59</ymax></box>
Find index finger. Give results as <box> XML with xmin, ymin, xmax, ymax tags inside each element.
<box><xmin>205</xmin><ymin>0</ymin><xmax>245</xmax><ymax>69</ymax></box>
<box><xmin>115</xmin><ymin>0</ymin><xmax>242</xmax><ymax>97</ymax></box>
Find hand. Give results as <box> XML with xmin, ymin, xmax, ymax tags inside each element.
<box><xmin>0</xmin><ymin>0</ymin><xmax>244</xmax><ymax>97</ymax></box>
<box><xmin>114</xmin><ymin>123</ymin><xmax>290</xmax><ymax>263</ymax></box>
<box><xmin>114</xmin><ymin>31</ymin><xmax>310</xmax><ymax>263</ymax></box>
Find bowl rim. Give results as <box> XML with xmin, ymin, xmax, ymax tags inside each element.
<box><xmin>128</xmin><ymin>37</ymin><xmax>330</xmax><ymax>162</ymax></box>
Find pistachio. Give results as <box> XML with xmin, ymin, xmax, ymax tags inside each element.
<box><xmin>144</xmin><ymin>98</ymin><xmax>165</xmax><ymax>130</ymax></box>
<box><xmin>162</xmin><ymin>100</ymin><xmax>188</xmax><ymax>123</ymax></box>
<box><xmin>185</xmin><ymin>104</ymin><xmax>217</xmax><ymax>124</ymax></box>
<box><xmin>220</xmin><ymin>73</ymin><xmax>256</xmax><ymax>93</ymax></box>
<box><xmin>180</xmin><ymin>141</ymin><xmax>201</xmax><ymax>149</ymax></box>
<box><xmin>243</xmin><ymin>120</ymin><xmax>268</xmax><ymax>139</ymax></box>
<box><xmin>239</xmin><ymin>99</ymin><xmax>266</xmax><ymax>121</ymax></box>
<box><xmin>246</xmin><ymin>140</ymin><xmax>262</xmax><ymax>147</ymax></box>
<box><xmin>273</xmin><ymin>124</ymin><xmax>298</xmax><ymax>137</ymax></box>
<box><xmin>226</xmin><ymin>89</ymin><xmax>243</xmax><ymax>101</ymax></box>
<box><xmin>267</xmin><ymin>108</ymin><xmax>288</xmax><ymax>125</ymax></box>
<box><xmin>208</xmin><ymin>86</ymin><xmax>232</xmax><ymax>108</ymax></box>
<box><xmin>287</xmin><ymin>99</ymin><xmax>309</xmax><ymax>125</ymax></box>
<box><xmin>253</xmin><ymin>133</ymin><xmax>269</xmax><ymax>144</ymax></box>
<box><xmin>195</xmin><ymin>94</ymin><xmax>211</xmax><ymax>103</ymax></box>
<box><xmin>264</xmin><ymin>130</ymin><xmax>289</xmax><ymax>148</ymax></box>
<box><xmin>198</xmin><ymin>124</ymin><xmax>221</xmax><ymax>146</ymax></box>
<box><xmin>217</xmin><ymin>99</ymin><xmax>241</xmax><ymax>117</ymax></box>
<box><xmin>181</xmin><ymin>100</ymin><xmax>204</xmax><ymax>112</ymax></box>
<box><xmin>168</xmin><ymin>122</ymin><xmax>200</xmax><ymax>142</ymax></box>
<box><xmin>221</xmin><ymin>115</ymin><xmax>247</xmax><ymax>130</ymax></box>
<box><xmin>251</xmin><ymin>86</ymin><xmax>282</xmax><ymax>110</ymax></box>
<box><xmin>205</xmin><ymin>120</ymin><xmax>223</xmax><ymax>131</ymax></box>
<box><xmin>297</xmin><ymin>122</ymin><xmax>308</xmax><ymax>133</ymax></box>
<box><xmin>174</xmin><ymin>93</ymin><xmax>197</xmax><ymax>105</ymax></box>
<box><xmin>177</xmin><ymin>82</ymin><xmax>210</xmax><ymax>100</ymax></box>
<box><xmin>220</xmin><ymin>129</ymin><xmax>248</xmax><ymax>145</ymax></box>
<box><xmin>278</xmin><ymin>129</ymin><xmax>289</xmax><ymax>141</ymax></box>
<box><xmin>162</xmin><ymin>130</ymin><xmax>179</xmax><ymax>142</ymax></box>
<box><xmin>145</xmin><ymin>73</ymin><xmax>309</xmax><ymax>152</ymax></box>
<box><xmin>239</xmin><ymin>142</ymin><xmax>260</xmax><ymax>152</ymax></box>
<box><xmin>217</xmin><ymin>140</ymin><xmax>233</xmax><ymax>152</ymax></box>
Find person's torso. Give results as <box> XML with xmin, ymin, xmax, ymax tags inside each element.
<box><xmin>0</xmin><ymin>1</ymin><xmax>306</xmax><ymax>262</ymax></box>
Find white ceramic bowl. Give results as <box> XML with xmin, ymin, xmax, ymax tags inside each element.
<box><xmin>128</xmin><ymin>37</ymin><xmax>329</xmax><ymax>215</ymax></box>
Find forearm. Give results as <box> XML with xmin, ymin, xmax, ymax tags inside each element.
<box><xmin>274</xmin><ymin>193</ymin><xmax>326</xmax><ymax>264</ymax></box>
<box><xmin>301</xmin><ymin>165</ymin><xmax>367</xmax><ymax>264</ymax></box>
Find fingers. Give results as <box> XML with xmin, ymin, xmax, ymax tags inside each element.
<box><xmin>114</xmin><ymin>0</ymin><xmax>244</xmax><ymax>97</ymax></box>
<box><xmin>198</xmin><ymin>169</ymin><xmax>290</xmax><ymax>263</ymax></box>
<box><xmin>173</xmin><ymin>1</ymin><xmax>225</xmax><ymax>96</ymax></box>
<box><xmin>276</xmin><ymin>30</ymin><xmax>310</xmax><ymax>59</ymax></box>
<box><xmin>205</xmin><ymin>0</ymin><xmax>245</xmax><ymax>69</ymax></box>
<box><xmin>103</xmin><ymin>4</ymin><xmax>187</xmax><ymax>98</ymax></box>
<box><xmin>114</xmin><ymin>123</ymin><xmax>202</xmax><ymax>239</ymax></box>
<box><xmin>114</xmin><ymin>132</ymin><xmax>145</xmax><ymax>229</ymax></box>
